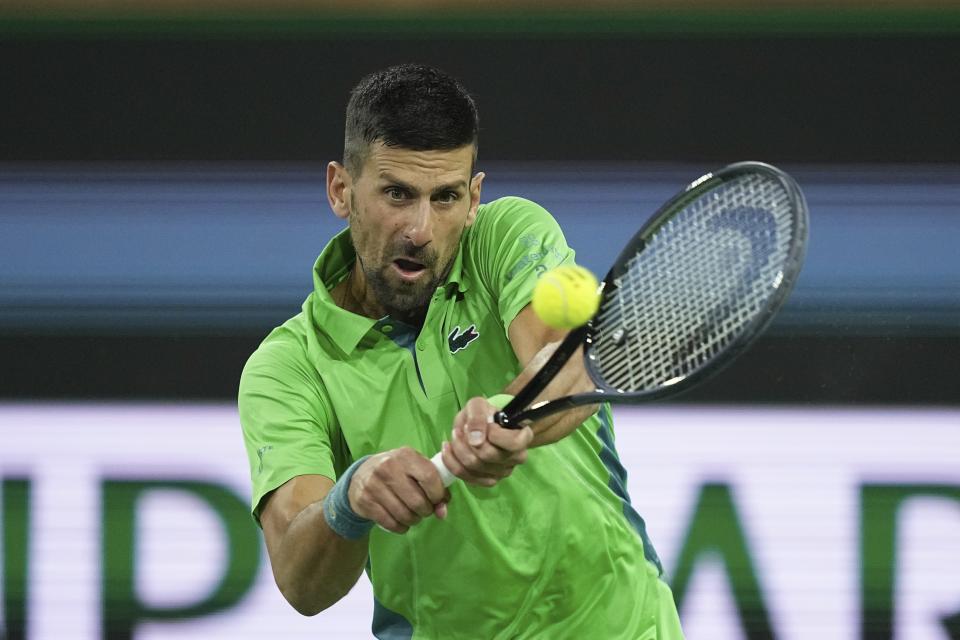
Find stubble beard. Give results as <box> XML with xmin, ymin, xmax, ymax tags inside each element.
<box><xmin>364</xmin><ymin>249</ymin><xmax>441</xmax><ymax>322</ymax></box>
<box><xmin>349</xmin><ymin>200</ymin><xmax>453</xmax><ymax>324</ymax></box>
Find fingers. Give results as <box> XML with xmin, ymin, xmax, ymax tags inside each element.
<box><xmin>442</xmin><ymin>397</ymin><xmax>534</xmax><ymax>487</ymax></box>
<box><xmin>440</xmin><ymin>441</ymin><xmax>498</xmax><ymax>487</ymax></box>
<box><xmin>343</xmin><ymin>393</ymin><xmax>536</xmax><ymax>536</ymax></box>
<box><xmin>459</xmin><ymin>396</ymin><xmax>493</xmax><ymax>447</ymax></box>
<box><xmin>348</xmin><ymin>448</ymin><xmax>451</xmax><ymax>534</ymax></box>
<box><xmin>486</xmin><ymin>422</ymin><xmax>535</xmax><ymax>454</ymax></box>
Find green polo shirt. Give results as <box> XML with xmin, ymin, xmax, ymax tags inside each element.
<box><xmin>239</xmin><ymin>196</ymin><xmax>665</xmax><ymax>639</ymax></box>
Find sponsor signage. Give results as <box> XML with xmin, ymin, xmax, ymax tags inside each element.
<box><xmin>2</xmin><ymin>404</ymin><xmax>958</xmax><ymax>639</ymax></box>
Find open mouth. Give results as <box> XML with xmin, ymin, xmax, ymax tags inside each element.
<box><xmin>392</xmin><ymin>258</ymin><xmax>427</xmax><ymax>279</ymax></box>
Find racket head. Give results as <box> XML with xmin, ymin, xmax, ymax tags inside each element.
<box><xmin>582</xmin><ymin>161</ymin><xmax>809</xmax><ymax>403</ymax></box>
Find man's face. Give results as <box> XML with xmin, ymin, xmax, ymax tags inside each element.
<box><xmin>342</xmin><ymin>142</ymin><xmax>483</xmax><ymax>321</ymax></box>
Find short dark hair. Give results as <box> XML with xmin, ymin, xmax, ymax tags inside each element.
<box><xmin>343</xmin><ymin>64</ymin><xmax>479</xmax><ymax>175</ymax></box>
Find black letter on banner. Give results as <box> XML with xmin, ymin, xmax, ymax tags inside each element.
<box><xmin>101</xmin><ymin>480</ymin><xmax>260</xmax><ymax>640</ymax></box>
<box><xmin>2</xmin><ymin>478</ymin><xmax>31</xmax><ymax>640</ymax></box>
<box><xmin>860</xmin><ymin>484</ymin><xmax>960</xmax><ymax>640</ymax></box>
<box><xmin>670</xmin><ymin>482</ymin><xmax>776</xmax><ymax>640</ymax></box>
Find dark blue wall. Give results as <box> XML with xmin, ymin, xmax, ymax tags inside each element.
<box><xmin>3</xmin><ymin>164</ymin><xmax>958</xmax><ymax>336</ymax></box>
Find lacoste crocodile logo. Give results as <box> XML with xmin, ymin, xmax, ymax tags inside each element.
<box><xmin>447</xmin><ymin>325</ymin><xmax>480</xmax><ymax>354</ymax></box>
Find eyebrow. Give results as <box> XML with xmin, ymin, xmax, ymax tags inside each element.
<box><xmin>380</xmin><ymin>173</ymin><xmax>468</xmax><ymax>196</ymax></box>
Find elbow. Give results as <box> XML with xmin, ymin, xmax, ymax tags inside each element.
<box><xmin>278</xmin><ymin>578</ymin><xmax>349</xmax><ymax>617</ymax></box>
<box><xmin>291</xmin><ymin>600</ymin><xmax>324</xmax><ymax>618</ymax></box>
<box><xmin>280</xmin><ymin>586</ymin><xmax>324</xmax><ymax>617</ymax></box>
<box><xmin>285</xmin><ymin>590</ymin><xmax>320</xmax><ymax>617</ymax></box>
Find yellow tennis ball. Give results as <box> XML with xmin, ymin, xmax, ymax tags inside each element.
<box><xmin>532</xmin><ymin>265</ymin><xmax>601</xmax><ymax>329</ymax></box>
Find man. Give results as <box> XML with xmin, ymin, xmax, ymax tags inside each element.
<box><xmin>239</xmin><ymin>63</ymin><xmax>684</xmax><ymax>638</ymax></box>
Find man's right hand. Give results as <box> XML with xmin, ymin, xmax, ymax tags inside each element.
<box><xmin>348</xmin><ymin>447</ymin><xmax>451</xmax><ymax>534</ymax></box>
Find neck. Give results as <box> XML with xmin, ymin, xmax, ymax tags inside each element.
<box><xmin>334</xmin><ymin>261</ymin><xmax>428</xmax><ymax>328</ymax></box>
<box><xmin>336</xmin><ymin>263</ymin><xmax>383</xmax><ymax>319</ymax></box>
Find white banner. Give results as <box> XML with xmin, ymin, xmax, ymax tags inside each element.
<box><xmin>1</xmin><ymin>404</ymin><xmax>958</xmax><ymax>639</ymax></box>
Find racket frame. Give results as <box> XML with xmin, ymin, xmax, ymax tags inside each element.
<box><xmin>496</xmin><ymin>161</ymin><xmax>809</xmax><ymax>428</ymax></box>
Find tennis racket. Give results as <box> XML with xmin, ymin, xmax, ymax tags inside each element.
<box><xmin>431</xmin><ymin>161</ymin><xmax>808</xmax><ymax>486</ymax></box>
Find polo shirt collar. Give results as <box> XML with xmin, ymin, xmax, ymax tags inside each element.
<box><xmin>442</xmin><ymin>232</ymin><xmax>470</xmax><ymax>296</ymax></box>
<box><xmin>310</xmin><ymin>226</ymin><xmax>472</xmax><ymax>353</ymax></box>
<box><xmin>310</xmin><ymin>229</ymin><xmax>377</xmax><ymax>354</ymax></box>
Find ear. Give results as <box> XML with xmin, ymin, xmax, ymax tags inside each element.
<box><xmin>465</xmin><ymin>171</ymin><xmax>485</xmax><ymax>227</ymax></box>
<box><xmin>327</xmin><ymin>161</ymin><xmax>352</xmax><ymax>220</ymax></box>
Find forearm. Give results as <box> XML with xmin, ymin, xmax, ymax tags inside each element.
<box><xmin>268</xmin><ymin>500</ymin><xmax>368</xmax><ymax>616</ymax></box>
<box><xmin>504</xmin><ymin>342</ymin><xmax>598</xmax><ymax>446</ymax></box>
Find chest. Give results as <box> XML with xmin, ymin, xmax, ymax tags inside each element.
<box><xmin>318</xmin><ymin>289</ymin><xmax>519</xmax><ymax>457</ymax></box>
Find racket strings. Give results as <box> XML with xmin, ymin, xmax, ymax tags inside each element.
<box><xmin>592</xmin><ymin>173</ymin><xmax>797</xmax><ymax>392</ymax></box>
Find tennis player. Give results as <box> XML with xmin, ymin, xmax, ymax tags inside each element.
<box><xmin>239</xmin><ymin>63</ymin><xmax>684</xmax><ymax>638</ymax></box>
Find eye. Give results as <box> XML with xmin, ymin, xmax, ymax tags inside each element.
<box><xmin>435</xmin><ymin>191</ymin><xmax>460</xmax><ymax>204</ymax></box>
<box><xmin>385</xmin><ymin>186</ymin><xmax>408</xmax><ymax>201</ymax></box>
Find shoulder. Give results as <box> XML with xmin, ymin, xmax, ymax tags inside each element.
<box><xmin>468</xmin><ymin>196</ymin><xmax>560</xmax><ymax>254</ymax></box>
<box><xmin>461</xmin><ymin>195</ymin><xmax>572</xmax><ymax>316</ymax></box>
<box><xmin>475</xmin><ymin>196</ymin><xmax>555</xmax><ymax>227</ymax></box>
<box><xmin>238</xmin><ymin>310</ymin><xmax>338</xmax><ymax>445</ymax></box>
<box><xmin>240</xmin><ymin>313</ymin><xmax>318</xmax><ymax>396</ymax></box>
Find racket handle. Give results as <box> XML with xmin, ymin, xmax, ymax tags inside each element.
<box><xmin>430</xmin><ymin>451</ymin><xmax>457</xmax><ymax>487</ymax></box>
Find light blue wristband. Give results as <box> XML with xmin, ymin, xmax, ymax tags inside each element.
<box><xmin>322</xmin><ymin>455</ymin><xmax>374</xmax><ymax>540</ymax></box>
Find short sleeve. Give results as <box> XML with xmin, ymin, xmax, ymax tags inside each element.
<box><xmin>468</xmin><ymin>196</ymin><xmax>576</xmax><ymax>333</ymax></box>
<box><xmin>238</xmin><ymin>331</ymin><xmax>340</xmax><ymax>525</ymax></box>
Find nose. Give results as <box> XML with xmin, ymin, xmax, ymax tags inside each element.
<box><xmin>403</xmin><ymin>199</ymin><xmax>434</xmax><ymax>247</ymax></box>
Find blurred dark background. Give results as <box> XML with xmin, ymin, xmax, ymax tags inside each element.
<box><xmin>2</xmin><ymin>2</ymin><xmax>959</xmax><ymax>403</ymax></box>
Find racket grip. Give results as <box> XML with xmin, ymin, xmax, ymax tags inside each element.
<box><xmin>430</xmin><ymin>451</ymin><xmax>457</xmax><ymax>487</ymax></box>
